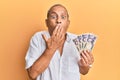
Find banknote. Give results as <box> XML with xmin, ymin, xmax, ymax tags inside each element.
<box><xmin>73</xmin><ymin>33</ymin><xmax>97</xmax><ymax>53</ymax></box>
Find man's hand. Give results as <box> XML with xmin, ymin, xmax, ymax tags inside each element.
<box><xmin>27</xmin><ymin>25</ymin><xmax>65</xmax><ymax>79</ymax></box>
<box><xmin>79</xmin><ymin>50</ymin><xmax>94</xmax><ymax>75</ymax></box>
<box><xmin>42</xmin><ymin>24</ymin><xmax>65</xmax><ymax>51</ymax></box>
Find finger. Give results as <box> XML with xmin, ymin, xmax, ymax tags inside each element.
<box><xmin>57</xmin><ymin>25</ymin><xmax>62</xmax><ymax>33</ymax></box>
<box><xmin>86</xmin><ymin>50</ymin><xmax>94</xmax><ymax>63</ymax></box>
<box><xmin>84</xmin><ymin>50</ymin><xmax>91</xmax><ymax>63</ymax></box>
<box><xmin>80</xmin><ymin>57</ymin><xmax>87</xmax><ymax>66</ymax></box>
<box><xmin>53</xmin><ymin>25</ymin><xmax>63</xmax><ymax>42</ymax></box>
<box><xmin>58</xmin><ymin>27</ymin><xmax>64</xmax><ymax>39</ymax></box>
<box><xmin>59</xmin><ymin>26</ymin><xmax>64</xmax><ymax>36</ymax></box>
<box><xmin>52</xmin><ymin>25</ymin><xmax>59</xmax><ymax>36</ymax></box>
<box><xmin>59</xmin><ymin>33</ymin><xmax>64</xmax><ymax>41</ymax></box>
<box><xmin>81</xmin><ymin>51</ymin><xmax>88</xmax><ymax>64</ymax></box>
<box><xmin>42</xmin><ymin>34</ymin><xmax>48</xmax><ymax>42</ymax></box>
<box><xmin>55</xmin><ymin>25</ymin><xmax>62</xmax><ymax>37</ymax></box>
<box><xmin>86</xmin><ymin>50</ymin><xmax>93</xmax><ymax>58</ymax></box>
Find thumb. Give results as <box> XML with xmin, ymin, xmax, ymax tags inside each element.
<box><xmin>42</xmin><ymin>34</ymin><xmax>48</xmax><ymax>42</ymax></box>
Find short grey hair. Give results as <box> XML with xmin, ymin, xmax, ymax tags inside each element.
<box><xmin>47</xmin><ymin>4</ymin><xmax>69</xmax><ymax>18</ymax></box>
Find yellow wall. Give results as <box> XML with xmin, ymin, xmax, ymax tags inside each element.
<box><xmin>0</xmin><ymin>0</ymin><xmax>120</xmax><ymax>80</ymax></box>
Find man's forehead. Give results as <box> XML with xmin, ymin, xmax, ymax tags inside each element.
<box><xmin>47</xmin><ymin>4</ymin><xmax>69</xmax><ymax>18</ymax></box>
<box><xmin>49</xmin><ymin>6</ymin><xmax>67</xmax><ymax>14</ymax></box>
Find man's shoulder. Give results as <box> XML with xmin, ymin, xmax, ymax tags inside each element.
<box><xmin>29</xmin><ymin>31</ymin><xmax>49</xmax><ymax>41</ymax></box>
<box><xmin>32</xmin><ymin>30</ymin><xmax>48</xmax><ymax>38</ymax></box>
<box><xmin>33</xmin><ymin>31</ymin><xmax>48</xmax><ymax>36</ymax></box>
<box><xmin>67</xmin><ymin>32</ymin><xmax>77</xmax><ymax>39</ymax></box>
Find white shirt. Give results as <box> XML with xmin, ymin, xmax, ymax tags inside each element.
<box><xmin>25</xmin><ymin>31</ymin><xmax>81</xmax><ymax>80</ymax></box>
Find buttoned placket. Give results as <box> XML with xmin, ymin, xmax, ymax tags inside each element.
<box><xmin>58</xmin><ymin>40</ymin><xmax>67</xmax><ymax>80</ymax></box>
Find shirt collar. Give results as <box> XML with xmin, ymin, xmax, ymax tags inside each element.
<box><xmin>66</xmin><ymin>32</ymin><xmax>71</xmax><ymax>43</ymax></box>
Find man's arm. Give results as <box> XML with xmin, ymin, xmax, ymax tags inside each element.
<box><xmin>27</xmin><ymin>25</ymin><xmax>65</xmax><ymax>79</ymax></box>
<box><xmin>79</xmin><ymin>50</ymin><xmax>94</xmax><ymax>75</ymax></box>
<box><xmin>27</xmin><ymin>48</ymin><xmax>56</xmax><ymax>79</ymax></box>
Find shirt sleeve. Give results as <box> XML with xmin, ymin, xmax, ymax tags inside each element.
<box><xmin>25</xmin><ymin>33</ymin><xmax>42</xmax><ymax>69</ymax></box>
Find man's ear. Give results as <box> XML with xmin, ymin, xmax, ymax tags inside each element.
<box><xmin>45</xmin><ymin>19</ymin><xmax>48</xmax><ymax>27</ymax></box>
<box><xmin>68</xmin><ymin>20</ymin><xmax>70</xmax><ymax>26</ymax></box>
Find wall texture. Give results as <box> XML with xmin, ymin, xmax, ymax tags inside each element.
<box><xmin>0</xmin><ymin>0</ymin><xmax>120</xmax><ymax>80</ymax></box>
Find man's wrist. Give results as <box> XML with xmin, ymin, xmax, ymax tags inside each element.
<box><xmin>42</xmin><ymin>48</ymin><xmax>56</xmax><ymax>60</ymax></box>
<box><xmin>46</xmin><ymin>47</ymin><xmax>56</xmax><ymax>54</ymax></box>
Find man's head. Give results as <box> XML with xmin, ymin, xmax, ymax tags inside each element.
<box><xmin>45</xmin><ymin>4</ymin><xmax>70</xmax><ymax>35</ymax></box>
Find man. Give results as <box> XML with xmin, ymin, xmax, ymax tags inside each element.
<box><xmin>25</xmin><ymin>4</ymin><xmax>94</xmax><ymax>80</ymax></box>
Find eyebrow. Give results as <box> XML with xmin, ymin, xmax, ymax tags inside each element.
<box><xmin>49</xmin><ymin>11</ymin><xmax>67</xmax><ymax>16</ymax></box>
<box><xmin>49</xmin><ymin>12</ymin><xmax>57</xmax><ymax>15</ymax></box>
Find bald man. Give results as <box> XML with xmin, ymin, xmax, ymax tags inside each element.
<box><xmin>25</xmin><ymin>4</ymin><xmax>94</xmax><ymax>80</ymax></box>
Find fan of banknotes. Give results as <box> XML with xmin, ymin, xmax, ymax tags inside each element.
<box><xmin>73</xmin><ymin>33</ymin><xmax>97</xmax><ymax>52</ymax></box>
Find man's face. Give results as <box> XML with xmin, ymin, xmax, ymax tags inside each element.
<box><xmin>46</xmin><ymin>6</ymin><xmax>70</xmax><ymax>35</ymax></box>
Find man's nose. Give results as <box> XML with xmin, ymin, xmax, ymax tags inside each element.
<box><xmin>56</xmin><ymin>18</ymin><xmax>62</xmax><ymax>24</ymax></box>
<box><xmin>56</xmin><ymin>21</ymin><xmax>61</xmax><ymax>24</ymax></box>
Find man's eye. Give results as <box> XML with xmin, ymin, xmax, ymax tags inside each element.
<box><xmin>61</xmin><ymin>16</ymin><xmax>66</xmax><ymax>19</ymax></box>
<box><xmin>50</xmin><ymin>16</ymin><xmax>57</xmax><ymax>19</ymax></box>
